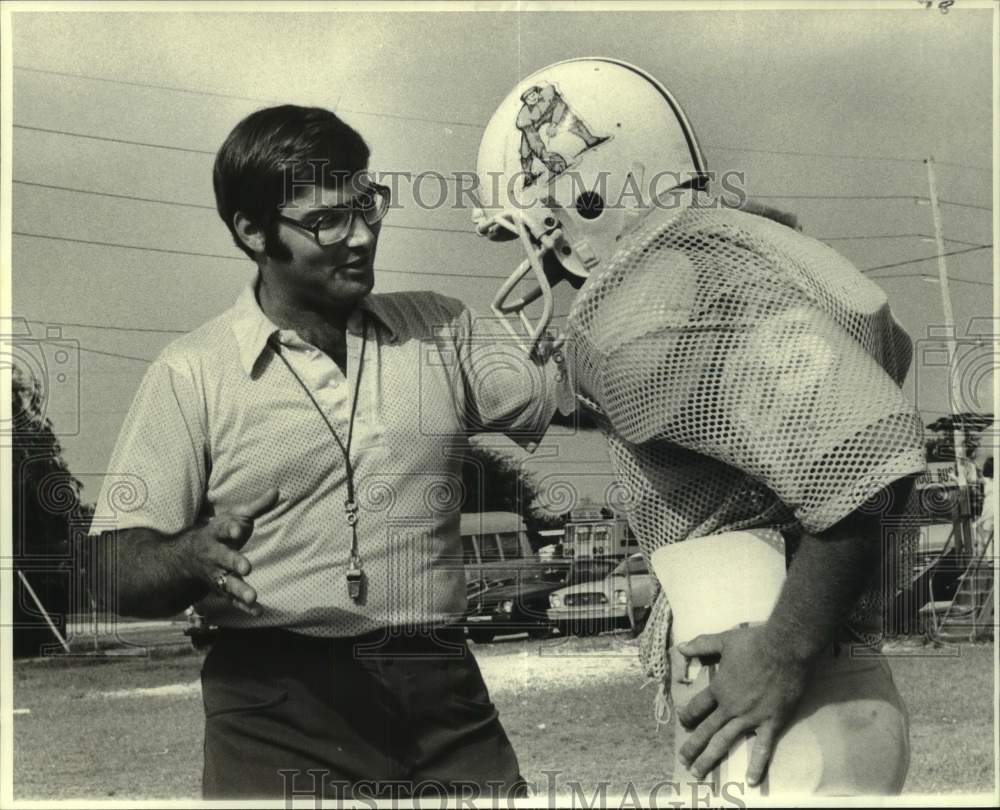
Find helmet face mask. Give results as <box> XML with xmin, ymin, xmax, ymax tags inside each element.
<box><xmin>475</xmin><ymin>58</ymin><xmax>707</xmax><ymax>356</ymax></box>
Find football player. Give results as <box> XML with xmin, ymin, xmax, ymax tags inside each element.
<box><xmin>473</xmin><ymin>58</ymin><xmax>923</xmax><ymax>798</ymax></box>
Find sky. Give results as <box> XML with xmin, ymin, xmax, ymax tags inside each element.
<box><xmin>6</xmin><ymin>3</ymin><xmax>996</xmax><ymax>506</ymax></box>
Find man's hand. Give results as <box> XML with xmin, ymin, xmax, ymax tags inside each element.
<box><xmin>675</xmin><ymin>625</ymin><xmax>809</xmax><ymax>786</ymax></box>
<box><xmin>179</xmin><ymin>488</ymin><xmax>279</xmax><ymax>617</ymax></box>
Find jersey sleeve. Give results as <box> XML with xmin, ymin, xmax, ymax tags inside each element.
<box><xmin>89</xmin><ymin>356</ymin><xmax>208</xmax><ymax>535</ymax></box>
<box><xmin>451</xmin><ymin>304</ymin><xmax>560</xmax><ymax>452</ymax></box>
<box><xmin>721</xmin><ymin>305</ymin><xmax>925</xmax><ymax>532</ymax></box>
<box><xmin>608</xmin><ymin>302</ymin><xmax>926</xmax><ymax>535</ymax></box>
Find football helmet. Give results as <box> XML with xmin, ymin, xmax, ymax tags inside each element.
<box><xmin>474</xmin><ymin>57</ymin><xmax>708</xmax><ymax>356</ymax></box>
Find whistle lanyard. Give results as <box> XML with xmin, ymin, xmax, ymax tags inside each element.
<box><xmin>269</xmin><ymin>315</ymin><xmax>368</xmax><ymax>602</ymax></box>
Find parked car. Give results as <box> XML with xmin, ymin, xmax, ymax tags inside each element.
<box><xmin>547</xmin><ymin>553</ymin><xmax>655</xmax><ymax>636</ymax></box>
<box><xmin>463</xmin><ymin>557</ymin><xmax>618</xmax><ymax>643</ymax></box>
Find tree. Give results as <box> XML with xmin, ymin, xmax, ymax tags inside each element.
<box><xmin>10</xmin><ymin>364</ymin><xmax>87</xmax><ymax>657</ymax></box>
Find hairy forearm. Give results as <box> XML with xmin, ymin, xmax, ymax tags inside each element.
<box><xmin>89</xmin><ymin>527</ymin><xmax>209</xmax><ymax>618</ymax></box>
<box><xmin>761</xmin><ymin>524</ymin><xmax>878</xmax><ymax>664</ymax></box>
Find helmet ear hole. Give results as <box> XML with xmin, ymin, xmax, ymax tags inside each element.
<box><xmin>576</xmin><ymin>191</ymin><xmax>605</xmax><ymax>220</ymax></box>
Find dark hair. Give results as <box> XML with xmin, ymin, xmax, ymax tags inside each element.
<box><xmin>213</xmin><ymin>105</ymin><xmax>370</xmax><ymax>259</ymax></box>
<box><xmin>984</xmin><ymin>457</ymin><xmax>993</xmax><ymax>479</ymax></box>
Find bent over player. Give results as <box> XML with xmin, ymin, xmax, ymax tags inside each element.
<box><xmin>474</xmin><ymin>58</ymin><xmax>923</xmax><ymax>797</ymax></box>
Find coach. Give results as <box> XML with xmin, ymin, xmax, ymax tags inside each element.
<box><xmin>87</xmin><ymin>105</ymin><xmax>559</xmax><ymax>800</ymax></box>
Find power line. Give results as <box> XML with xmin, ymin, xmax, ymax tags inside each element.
<box><xmin>706</xmin><ymin>143</ymin><xmax>922</xmax><ymax>166</ymax></box>
<box><xmin>13</xmin><ymin>64</ymin><xmax>485</xmax><ymax>130</ymax></box>
<box><xmin>15</xmin><ymin>180</ymin><xmax>215</xmax><ymax>210</ymax></box>
<box><xmin>755</xmin><ymin>192</ymin><xmax>992</xmax><ymax>212</ymax></box>
<box><xmin>753</xmin><ymin>193</ymin><xmax>924</xmax><ymax>202</ymax></box>
<box><xmin>15</xmin><ymin>230</ymin><xmax>245</xmax><ymax>261</ymax></box>
<box><xmin>41</xmin><ymin>339</ymin><xmax>153</xmax><ymax>365</ymax></box>
<box><xmin>708</xmin><ymin>144</ymin><xmax>990</xmax><ymax>173</ymax></box>
<box><xmin>860</xmin><ymin>244</ymin><xmax>992</xmax><ymax>274</ymax></box>
<box><xmin>14</xmin><ymin>64</ymin><xmax>277</xmax><ymax>105</ymax></box>
<box><xmin>14</xmin><ymin>124</ymin><xmax>215</xmax><ymax>155</ymax></box>
<box><xmin>27</xmin><ymin>318</ymin><xmax>187</xmax><ymax>335</ymax></box>
<box><xmin>818</xmin><ymin>233</ymin><xmax>987</xmax><ymax>248</ymax></box>
<box><xmin>936</xmin><ymin>199</ymin><xmax>993</xmax><ymax>213</ymax></box>
<box><xmin>867</xmin><ymin>273</ymin><xmax>993</xmax><ymax>288</ymax></box>
<box><xmin>13</xmin><ymin>180</ymin><xmax>480</xmax><ymax>237</ymax></box>
<box><xmin>342</xmin><ymin>105</ymin><xmax>483</xmax><ymax>130</ymax></box>
<box><xmin>935</xmin><ymin>160</ymin><xmax>993</xmax><ymax>173</ymax></box>
<box><xmin>13</xmin><ymin>231</ymin><xmax>509</xmax><ymax>279</ymax></box>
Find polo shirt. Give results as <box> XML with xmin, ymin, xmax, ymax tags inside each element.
<box><xmin>90</xmin><ymin>282</ymin><xmax>560</xmax><ymax>636</ymax></box>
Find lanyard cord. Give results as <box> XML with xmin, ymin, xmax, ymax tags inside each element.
<box><xmin>268</xmin><ymin>315</ymin><xmax>368</xmax><ymax>567</ymax></box>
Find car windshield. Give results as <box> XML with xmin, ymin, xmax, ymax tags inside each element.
<box><xmin>537</xmin><ymin>566</ymin><xmax>571</xmax><ymax>585</ymax></box>
<box><xmin>613</xmin><ymin>555</ymin><xmax>648</xmax><ymax>576</ymax></box>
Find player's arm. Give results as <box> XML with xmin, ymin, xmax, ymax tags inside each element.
<box><xmin>676</xmin><ymin>474</ymin><xmax>916</xmax><ymax>785</ymax></box>
<box><xmin>450</xmin><ymin>301</ymin><xmax>559</xmax><ymax>450</ymax></box>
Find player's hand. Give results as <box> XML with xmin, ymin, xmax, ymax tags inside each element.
<box><xmin>675</xmin><ymin>625</ymin><xmax>809</xmax><ymax>786</ymax></box>
<box><xmin>180</xmin><ymin>488</ymin><xmax>279</xmax><ymax>616</ymax></box>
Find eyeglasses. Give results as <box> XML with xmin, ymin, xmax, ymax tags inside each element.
<box><xmin>274</xmin><ymin>182</ymin><xmax>391</xmax><ymax>246</ymax></box>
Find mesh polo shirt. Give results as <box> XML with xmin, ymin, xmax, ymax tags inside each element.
<box><xmin>90</xmin><ymin>282</ymin><xmax>559</xmax><ymax>636</ymax></box>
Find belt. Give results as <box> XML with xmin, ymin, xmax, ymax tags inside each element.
<box><xmin>205</xmin><ymin>625</ymin><xmax>467</xmax><ymax>655</ymax></box>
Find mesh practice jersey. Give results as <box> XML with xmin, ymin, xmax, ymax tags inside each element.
<box><xmin>561</xmin><ymin>203</ymin><xmax>926</xmax><ymax>684</ymax></box>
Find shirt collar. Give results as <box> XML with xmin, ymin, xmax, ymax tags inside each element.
<box><xmin>358</xmin><ymin>295</ymin><xmax>400</xmax><ymax>343</ymax></box>
<box><xmin>230</xmin><ymin>283</ymin><xmax>279</xmax><ymax>376</ymax></box>
<box><xmin>230</xmin><ymin>279</ymin><xmax>400</xmax><ymax>376</ymax></box>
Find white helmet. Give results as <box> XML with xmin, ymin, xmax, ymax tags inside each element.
<box><xmin>474</xmin><ymin>57</ymin><xmax>708</xmax><ymax>356</ymax></box>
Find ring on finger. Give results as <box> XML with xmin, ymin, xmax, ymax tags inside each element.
<box><xmin>214</xmin><ymin>571</ymin><xmax>229</xmax><ymax>594</ymax></box>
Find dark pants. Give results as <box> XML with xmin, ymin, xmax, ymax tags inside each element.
<box><xmin>200</xmin><ymin>626</ymin><xmax>525</xmax><ymax>800</ymax></box>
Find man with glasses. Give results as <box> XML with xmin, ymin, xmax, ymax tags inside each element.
<box><xmin>87</xmin><ymin>105</ymin><xmax>560</xmax><ymax>801</ymax></box>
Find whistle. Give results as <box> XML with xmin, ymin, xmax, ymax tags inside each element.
<box><xmin>347</xmin><ymin>565</ymin><xmax>364</xmax><ymax>601</ymax></box>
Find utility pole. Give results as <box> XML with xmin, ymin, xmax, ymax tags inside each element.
<box><xmin>925</xmin><ymin>156</ymin><xmax>972</xmax><ymax>559</ymax></box>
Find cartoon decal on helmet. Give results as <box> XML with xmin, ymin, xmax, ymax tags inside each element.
<box><xmin>516</xmin><ymin>82</ymin><xmax>612</xmax><ymax>188</ymax></box>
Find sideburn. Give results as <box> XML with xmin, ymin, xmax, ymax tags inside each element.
<box><xmin>263</xmin><ymin>217</ymin><xmax>293</xmax><ymax>262</ymax></box>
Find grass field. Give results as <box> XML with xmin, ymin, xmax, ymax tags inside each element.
<box><xmin>11</xmin><ymin>632</ymin><xmax>997</xmax><ymax>802</ymax></box>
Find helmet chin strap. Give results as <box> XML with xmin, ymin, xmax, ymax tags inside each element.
<box><xmin>488</xmin><ymin>210</ymin><xmax>565</xmax><ymax>358</ymax></box>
